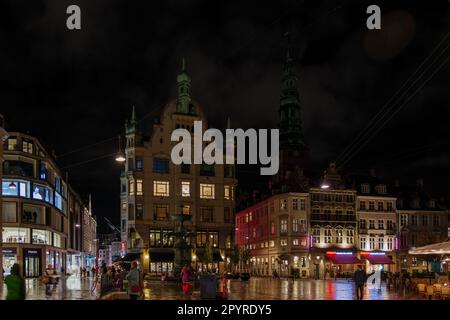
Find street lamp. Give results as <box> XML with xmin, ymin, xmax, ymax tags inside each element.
<box><xmin>115</xmin><ymin>136</ymin><xmax>126</xmax><ymax>163</ymax></box>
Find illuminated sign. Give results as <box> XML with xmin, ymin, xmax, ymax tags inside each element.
<box><xmin>326</xmin><ymin>251</ymin><xmax>353</xmax><ymax>255</ymax></box>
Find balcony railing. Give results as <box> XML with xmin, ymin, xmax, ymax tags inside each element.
<box><xmin>311</xmin><ymin>214</ymin><xmax>356</xmax><ymax>222</ymax></box>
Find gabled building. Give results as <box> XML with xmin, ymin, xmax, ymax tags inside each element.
<box><xmin>120</xmin><ymin>60</ymin><xmax>237</xmax><ymax>275</ymax></box>
<box><xmin>349</xmin><ymin>173</ymin><xmax>397</xmax><ymax>272</ymax></box>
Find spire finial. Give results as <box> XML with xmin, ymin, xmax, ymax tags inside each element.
<box><xmin>131</xmin><ymin>105</ymin><xmax>136</xmax><ymax>123</ymax></box>
<box><xmin>182</xmin><ymin>56</ymin><xmax>186</xmax><ymax>72</ymax></box>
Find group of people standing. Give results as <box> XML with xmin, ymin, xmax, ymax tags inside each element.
<box><xmin>99</xmin><ymin>261</ymin><xmax>143</xmax><ymax>300</ymax></box>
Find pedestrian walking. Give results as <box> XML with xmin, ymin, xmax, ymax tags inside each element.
<box><xmin>180</xmin><ymin>264</ymin><xmax>191</xmax><ymax>294</ymax></box>
<box><xmin>126</xmin><ymin>261</ymin><xmax>143</xmax><ymax>300</ymax></box>
<box><xmin>5</xmin><ymin>263</ymin><xmax>26</xmax><ymax>300</ymax></box>
<box><xmin>353</xmin><ymin>265</ymin><xmax>367</xmax><ymax>300</ymax></box>
<box><xmin>43</xmin><ymin>265</ymin><xmax>53</xmax><ymax>296</ymax></box>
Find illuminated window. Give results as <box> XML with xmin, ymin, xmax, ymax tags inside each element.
<box><xmin>280</xmin><ymin>199</ymin><xmax>288</xmax><ymax>210</ymax></box>
<box><xmin>2</xmin><ymin>202</ymin><xmax>17</xmax><ymax>222</ymax></box>
<box><xmin>181</xmin><ymin>181</ymin><xmax>190</xmax><ymax>197</ymax></box>
<box><xmin>224</xmin><ymin>185</ymin><xmax>231</xmax><ymax>200</ymax></box>
<box><xmin>2</xmin><ymin>227</ymin><xmax>30</xmax><ymax>243</ymax></box>
<box><xmin>182</xmin><ymin>205</ymin><xmax>191</xmax><ymax>216</ymax></box>
<box><xmin>324</xmin><ymin>228</ymin><xmax>332</xmax><ymax>243</ymax></box>
<box><xmin>22</xmin><ymin>140</ymin><xmax>33</xmax><ymax>154</ymax></box>
<box><xmin>53</xmin><ymin>233</ymin><xmax>62</xmax><ymax>248</ymax></box>
<box><xmin>32</xmin><ymin>229</ymin><xmax>51</xmax><ymax>245</ymax></box>
<box><xmin>312</xmin><ymin>229</ymin><xmax>321</xmax><ymax>244</ymax></box>
<box><xmin>7</xmin><ymin>138</ymin><xmax>18</xmax><ymax>151</ymax></box>
<box><xmin>153</xmin><ymin>181</ymin><xmax>169</xmax><ymax>197</ymax></box>
<box><xmin>136</xmin><ymin>180</ymin><xmax>143</xmax><ymax>196</ymax></box>
<box><xmin>271</xmin><ymin>222</ymin><xmax>275</xmax><ymax>235</ymax></box>
<box><xmin>293</xmin><ymin>239</ymin><xmax>299</xmax><ymax>246</ymax></box>
<box><xmin>129</xmin><ymin>180</ymin><xmax>135</xmax><ymax>196</ymax></box>
<box><xmin>280</xmin><ymin>239</ymin><xmax>288</xmax><ymax>247</ymax></box>
<box><xmin>153</xmin><ymin>204</ymin><xmax>169</xmax><ymax>221</ymax></box>
<box><xmin>269</xmin><ymin>240</ymin><xmax>275</xmax><ymax>247</ymax></box>
<box><xmin>200</xmin><ymin>183</ymin><xmax>215</xmax><ymax>199</ymax></box>
<box><xmin>361</xmin><ymin>184</ymin><xmax>370</xmax><ymax>193</ymax></box>
<box><xmin>280</xmin><ymin>219</ymin><xmax>288</xmax><ymax>233</ymax></box>
<box><xmin>335</xmin><ymin>229</ymin><xmax>343</xmax><ymax>243</ymax></box>
<box><xmin>292</xmin><ymin>219</ymin><xmax>299</xmax><ymax>232</ymax></box>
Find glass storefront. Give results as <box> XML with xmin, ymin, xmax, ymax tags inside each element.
<box><xmin>23</xmin><ymin>248</ymin><xmax>42</xmax><ymax>278</ymax></box>
<box><xmin>2</xmin><ymin>248</ymin><xmax>18</xmax><ymax>276</ymax></box>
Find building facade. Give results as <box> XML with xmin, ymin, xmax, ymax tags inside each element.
<box><xmin>395</xmin><ymin>180</ymin><xmax>448</xmax><ymax>273</ymax></box>
<box><xmin>1</xmin><ymin>132</ymin><xmax>96</xmax><ymax>277</ymax></box>
<box><xmin>354</xmin><ymin>177</ymin><xmax>397</xmax><ymax>273</ymax></box>
<box><xmin>0</xmin><ymin>114</ymin><xmax>8</xmax><ymax>285</ymax></box>
<box><xmin>120</xmin><ymin>62</ymin><xmax>237</xmax><ymax>275</ymax></box>
<box><xmin>235</xmin><ymin>192</ymin><xmax>310</xmax><ymax>278</ymax></box>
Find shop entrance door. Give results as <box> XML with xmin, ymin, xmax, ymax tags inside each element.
<box><xmin>23</xmin><ymin>249</ymin><xmax>42</xmax><ymax>278</ymax></box>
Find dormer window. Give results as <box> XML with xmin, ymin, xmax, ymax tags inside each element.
<box><xmin>361</xmin><ymin>184</ymin><xmax>370</xmax><ymax>193</ymax></box>
<box><xmin>428</xmin><ymin>200</ymin><xmax>435</xmax><ymax>208</ymax></box>
<box><xmin>412</xmin><ymin>199</ymin><xmax>420</xmax><ymax>209</ymax></box>
<box><xmin>375</xmin><ymin>184</ymin><xmax>386</xmax><ymax>194</ymax></box>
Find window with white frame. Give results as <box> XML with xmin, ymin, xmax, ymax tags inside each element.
<box><xmin>280</xmin><ymin>219</ymin><xmax>288</xmax><ymax>233</ymax></box>
<box><xmin>292</xmin><ymin>219</ymin><xmax>299</xmax><ymax>232</ymax></box>
<box><xmin>181</xmin><ymin>181</ymin><xmax>190</xmax><ymax>197</ymax></box>
<box><xmin>280</xmin><ymin>199</ymin><xmax>288</xmax><ymax>210</ymax></box>
<box><xmin>300</xmin><ymin>199</ymin><xmax>306</xmax><ymax>210</ymax></box>
<box><xmin>369</xmin><ymin>201</ymin><xmax>375</xmax><ymax>211</ymax></box>
<box><xmin>224</xmin><ymin>185</ymin><xmax>231</xmax><ymax>200</ymax></box>
<box><xmin>369</xmin><ymin>220</ymin><xmax>375</xmax><ymax>229</ymax></box>
<box><xmin>359</xmin><ymin>200</ymin><xmax>366</xmax><ymax>210</ymax></box>
<box><xmin>136</xmin><ymin>180</ymin><xmax>143</xmax><ymax>196</ymax></box>
<box><xmin>280</xmin><ymin>239</ymin><xmax>288</xmax><ymax>247</ymax></box>
<box><xmin>312</xmin><ymin>228</ymin><xmax>320</xmax><ymax>243</ymax></box>
<box><xmin>360</xmin><ymin>219</ymin><xmax>367</xmax><ymax>229</ymax></box>
<box><xmin>378</xmin><ymin>237</ymin><xmax>384</xmax><ymax>250</ymax></box>
<box><xmin>346</xmin><ymin>229</ymin><xmax>354</xmax><ymax>244</ymax></box>
<box><xmin>360</xmin><ymin>237</ymin><xmax>366</xmax><ymax>250</ymax></box>
<box><xmin>433</xmin><ymin>215</ymin><xmax>440</xmax><ymax>227</ymax></box>
<box><xmin>293</xmin><ymin>239</ymin><xmax>299</xmax><ymax>246</ymax></box>
<box><xmin>387</xmin><ymin>220</ymin><xmax>394</xmax><ymax>230</ymax></box>
<box><xmin>378</xmin><ymin>220</ymin><xmax>384</xmax><ymax>230</ymax></box>
<box><xmin>387</xmin><ymin>238</ymin><xmax>393</xmax><ymax>250</ymax></box>
<box><xmin>335</xmin><ymin>229</ymin><xmax>343</xmax><ymax>243</ymax></box>
<box><xmin>400</xmin><ymin>214</ymin><xmax>408</xmax><ymax>227</ymax></box>
<box><xmin>200</xmin><ymin>183</ymin><xmax>215</xmax><ymax>199</ymax></box>
<box><xmin>324</xmin><ymin>228</ymin><xmax>332</xmax><ymax>243</ymax></box>
<box><xmin>129</xmin><ymin>180</ymin><xmax>135</xmax><ymax>196</ymax></box>
<box><xmin>369</xmin><ymin>237</ymin><xmax>375</xmax><ymax>250</ymax></box>
<box><xmin>293</xmin><ymin>198</ymin><xmax>298</xmax><ymax>210</ymax></box>
<box><xmin>377</xmin><ymin>201</ymin><xmax>384</xmax><ymax>211</ymax></box>
<box><xmin>153</xmin><ymin>181</ymin><xmax>169</xmax><ymax>197</ymax></box>
<box><xmin>387</xmin><ymin>201</ymin><xmax>393</xmax><ymax>212</ymax></box>
<box><xmin>361</xmin><ymin>184</ymin><xmax>370</xmax><ymax>193</ymax></box>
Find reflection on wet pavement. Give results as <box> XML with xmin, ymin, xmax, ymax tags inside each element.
<box><xmin>2</xmin><ymin>276</ymin><xmax>423</xmax><ymax>300</ymax></box>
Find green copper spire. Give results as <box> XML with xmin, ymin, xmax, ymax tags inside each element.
<box><xmin>176</xmin><ymin>57</ymin><xmax>192</xmax><ymax>114</ymax></box>
<box><xmin>278</xmin><ymin>37</ymin><xmax>304</xmax><ymax>147</ymax></box>
<box><xmin>126</xmin><ymin>105</ymin><xmax>138</xmax><ymax>134</ymax></box>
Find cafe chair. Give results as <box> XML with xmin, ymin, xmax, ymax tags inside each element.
<box><xmin>426</xmin><ymin>285</ymin><xmax>435</xmax><ymax>300</ymax></box>
<box><xmin>417</xmin><ymin>283</ymin><xmax>426</xmax><ymax>297</ymax></box>
<box><xmin>440</xmin><ymin>286</ymin><xmax>450</xmax><ymax>300</ymax></box>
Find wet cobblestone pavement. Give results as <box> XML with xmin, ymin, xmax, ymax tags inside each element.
<box><xmin>2</xmin><ymin>276</ymin><xmax>424</xmax><ymax>300</ymax></box>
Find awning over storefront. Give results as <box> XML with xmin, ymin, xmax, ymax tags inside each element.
<box><xmin>326</xmin><ymin>251</ymin><xmax>362</xmax><ymax>264</ymax></box>
<box><xmin>408</xmin><ymin>241</ymin><xmax>450</xmax><ymax>255</ymax></box>
<box><xmin>360</xmin><ymin>252</ymin><xmax>394</xmax><ymax>265</ymax></box>
<box><xmin>150</xmin><ymin>252</ymin><xmax>174</xmax><ymax>262</ymax></box>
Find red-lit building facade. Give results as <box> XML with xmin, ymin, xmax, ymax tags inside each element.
<box><xmin>235</xmin><ymin>192</ymin><xmax>310</xmax><ymax>277</ymax></box>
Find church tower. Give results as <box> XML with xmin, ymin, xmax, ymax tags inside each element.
<box><xmin>175</xmin><ymin>57</ymin><xmax>193</xmax><ymax>114</ymax></box>
<box><xmin>274</xmin><ymin>39</ymin><xmax>309</xmax><ymax>193</ymax></box>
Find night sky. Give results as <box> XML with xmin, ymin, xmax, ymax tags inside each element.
<box><xmin>1</xmin><ymin>0</ymin><xmax>449</xmax><ymax>233</ymax></box>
